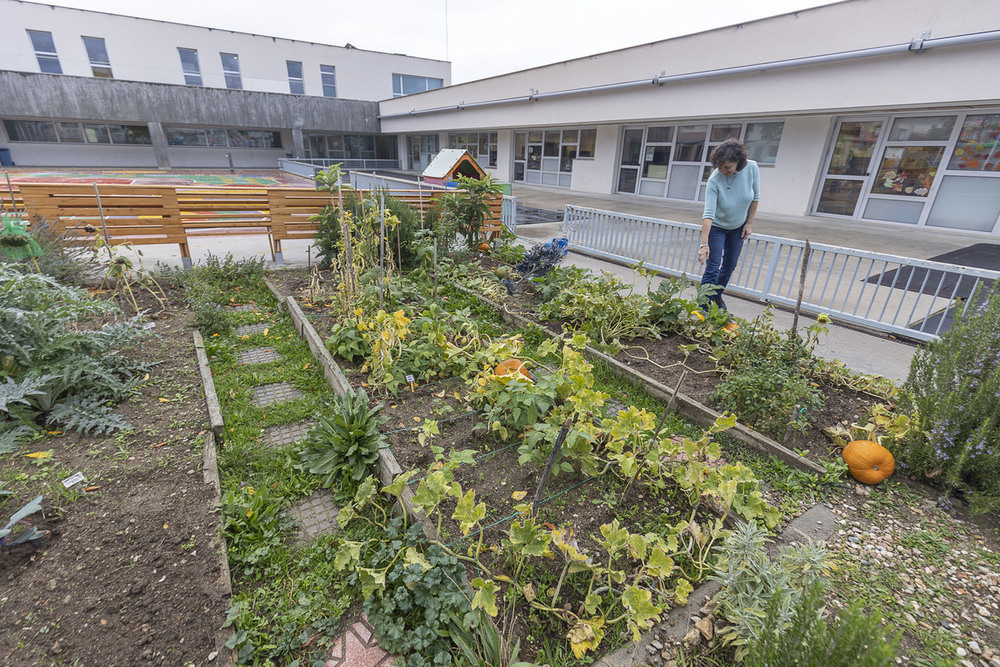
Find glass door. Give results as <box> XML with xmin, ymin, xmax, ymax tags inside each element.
<box><xmin>814</xmin><ymin>118</ymin><xmax>886</xmax><ymax>217</ymax></box>
<box><xmin>616</xmin><ymin>128</ymin><xmax>644</xmax><ymax>194</ymax></box>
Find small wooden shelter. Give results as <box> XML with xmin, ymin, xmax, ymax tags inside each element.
<box><xmin>421</xmin><ymin>149</ymin><xmax>486</xmax><ymax>187</ymax></box>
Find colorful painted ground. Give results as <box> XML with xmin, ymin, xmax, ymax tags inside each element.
<box><xmin>2</xmin><ymin>168</ymin><xmax>311</xmax><ymax>187</ymax></box>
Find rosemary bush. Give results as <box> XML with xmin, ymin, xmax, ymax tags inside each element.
<box><xmin>900</xmin><ymin>284</ymin><xmax>1000</xmax><ymax>512</ymax></box>
<box><xmin>710</xmin><ymin>522</ymin><xmax>832</xmax><ymax>660</ymax></box>
<box><xmin>743</xmin><ymin>579</ymin><xmax>899</xmax><ymax>667</ymax></box>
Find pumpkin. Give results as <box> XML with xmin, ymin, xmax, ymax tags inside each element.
<box><xmin>478</xmin><ymin>242</ymin><xmax>491</xmax><ymax>253</ymax></box>
<box><xmin>842</xmin><ymin>440</ymin><xmax>895</xmax><ymax>485</ymax></box>
<box><xmin>494</xmin><ymin>358</ymin><xmax>531</xmax><ymax>380</ymax></box>
<box><xmin>724</xmin><ymin>321</ymin><xmax>739</xmax><ymax>333</ymax></box>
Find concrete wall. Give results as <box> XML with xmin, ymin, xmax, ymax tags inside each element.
<box><xmin>0</xmin><ymin>71</ymin><xmax>380</xmax><ymax>132</ymax></box>
<box><xmin>2</xmin><ymin>0</ymin><xmax>450</xmax><ymax>101</ymax></box>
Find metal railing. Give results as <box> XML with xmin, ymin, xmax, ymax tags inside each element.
<box><xmin>563</xmin><ymin>205</ymin><xmax>999</xmax><ymax>341</ymax></box>
<box><xmin>501</xmin><ymin>195</ymin><xmax>517</xmax><ymax>234</ymax></box>
<box><xmin>278</xmin><ymin>158</ymin><xmax>402</xmax><ymax>178</ymax></box>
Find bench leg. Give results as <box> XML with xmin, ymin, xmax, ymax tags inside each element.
<box><xmin>273</xmin><ymin>238</ymin><xmax>284</xmax><ymax>266</ymax></box>
<box><xmin>180</xmin><ymin>241</ymin><xmax>193</xmax><ymax>270</ymax></box>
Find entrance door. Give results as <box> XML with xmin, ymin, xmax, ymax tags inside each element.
<box><xmin>407</xmin><ymin>135</ymin><xmax>438</xmax><ymax>171</ymax></box>
<box><xmin>814</xmin><ymin>118</ymin><xmax>886</xmax><ymax>217</ymax></box>
<box><xmin>616</xmin><ymin>128</ymin><xmax>644</xmax><ymax>194</ymax></box>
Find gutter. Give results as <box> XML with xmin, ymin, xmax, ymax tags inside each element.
<box><xmin>378</xmin><ymin>29</ymin><xmax>1000</xmax><ymax>120</ymax></box>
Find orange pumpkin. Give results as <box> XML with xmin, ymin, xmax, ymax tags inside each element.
<box><xmin>724</xmin><ymin>321</ymin><xmax>739</xmax><ymax>333</ymax></box>
<box><xmin>478</xmin><ymin>242</ymin><xmax>491</xmax><ymax>253</ymax></box>
<box><xmin>494</xmin><ymin>358</ymin><xmax>531</xmax><ymax>380</ymax></box>
<box><xmin>842</xmin><ymin>440</ymin><xmax>895</xmax><ymax>485</ymax></box>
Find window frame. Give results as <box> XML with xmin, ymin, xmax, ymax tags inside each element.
<box><xmin>220</xmin><ymin>52</ymin><xmax>242</xmax><ymax>90</ymax></box>
<box><xmin>177</xmin><ymin>47</ymin><xmax>203</xmax><ymax>86</ymax></box>
<box><xmin>320</xmin><ymin>65</ymin><xmax>337</xmax><ymax>98</ymax></box>
<box><xmin>392</xmin><ymin>73</ymin><xmax>444</xmax><ymax>97</ymax></box>
<box><xmin>26</xmin><ymin>30</ymin><xmax>62</xmax><ymax>74</ymax></box>
<box><xmin>286</xmin><ymin>60</ymin><xmax>304</xmax><ymax>95</ymax></box>
<box><xmin>82</xmin><ymin>36</ymin><xmax>112</xmax><ymax>78</ymax></box>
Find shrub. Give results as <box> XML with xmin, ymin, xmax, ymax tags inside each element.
<box><xmin>711</xmin><ymin>522</ymin><xmax>832</xmax><ymax>660</ymax></box>
<box><xmin>711</xmin><ymin>364</ymin><xmax>824</xmax><ymax>441</ymax></box>
<box><xmin>437</xmin><ymin>175</ymin><xmax>503</xmax><ymax>249</ymax></box>
<box><xmin>711</xmin><ymin>310</ymin><xmax>827</xmax><ymax>441</ymax></box>
<box><xmin>900</xmin><ymin>284</ymin><xmax>1000</xmax><ymax>512</ymax></box>
<box><xmin>743</xmin><ymin>578</ymin><xmax>899</xmax><ymax>667</ymax></box>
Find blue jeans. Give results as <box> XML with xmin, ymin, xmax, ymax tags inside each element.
<box><xmin>700</xmin><ymin>222</ymin><xmax>746</xmax><ymax>306</ymax></box>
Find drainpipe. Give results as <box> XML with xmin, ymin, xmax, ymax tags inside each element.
<box><xmin>377</xmin><ymin>29</ymin><xmax>1000</xmax><ymax>120</ymax></box>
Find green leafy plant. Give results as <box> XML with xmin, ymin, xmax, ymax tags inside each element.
<box><xmin>743</xmin><ymin>578</ymin><xmax>900</xmax><ymax>667</ymax></box>
<box><xmin>710</xmin><ymin>522</ymin><xmax>832</xmax><ymax>660</ymax></box>
<box><xmin>900</xmin><ymin>284</ymin><xmax>1000</xmax><ymax>512</ymax></box>
<box><xmin>1</xmin><ymin>495</ymin><xmax>48</xmax><ymax>549</ymax></box>
<box><xmin>351</xmin><ymin>516</ymin><xmax>473</xmax><ymax>667</ymax></box>
<box><xmin>437</xmin><ymin>175</ymin><xmax>504</xmax><ymax>250</ymax></box>
<box><xmin>0</xmin><ymin>265</ymin><xmax>151</xmax><ymax>447</ymax></box>
<box><xmin>297</xmin><ymin>389</ymin><xmax>387</xmax><ymax>488</ymax></box>
<box><xmin>219</xmin><ymin>483</ymin><xmax>291</xmax><ymax>577</ymax></box>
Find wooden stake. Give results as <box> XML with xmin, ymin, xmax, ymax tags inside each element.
<box><xmin>783</xmin><ymin>404</ymin><xmax>801</xmax><ymax>447</ymax></box>
<box><xmin>791</xmin><ymin>240</ymin><xmax>811</xmax><ymax>336</ymax></box>
<box><xmin>531</xmin><ymin>417</ymin><xmax>574</xmax><ymax>519</ymax></box>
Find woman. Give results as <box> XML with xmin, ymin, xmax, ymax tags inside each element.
<box><xmin>696</xmin><ymin>139</ymin><xmax>760</xmax><ymax>311</ymax></box>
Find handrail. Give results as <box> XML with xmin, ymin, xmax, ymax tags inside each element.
<box><xmin>562</xmin><ymin>204</ymin><xmax>999</xmax><ymax>341</ymax></box>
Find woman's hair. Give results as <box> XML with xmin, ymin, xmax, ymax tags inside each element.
<box><xmin>710</xmin><ymin>139</ymin><xmax>748</xmax><ymax>170</ymax></box>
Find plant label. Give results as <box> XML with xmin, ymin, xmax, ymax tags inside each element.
<box><xmin>62</xmin><ymin>471</ymin><xmax>85</xmax><ymax>488</ymax></box>
<box><xmin>142</xmin><ymin>321</ymin><xmax>156</xmax><ymax>330</ymax></box>
<box><xmin>405</xmin><ymin>374</ymin><xmax>415</xmax><ymax>384</ymax></box>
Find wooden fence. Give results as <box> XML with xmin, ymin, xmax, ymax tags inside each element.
<box><xmin>11</xmin><ymin>183</ymin><xmax>503</xmax><ymax>266</ymax></box>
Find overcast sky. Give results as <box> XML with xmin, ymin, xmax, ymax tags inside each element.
<box><xmin>45</xmin><ymin>0</ymin><xmax>845</xmax><ymax>83</ymax></box>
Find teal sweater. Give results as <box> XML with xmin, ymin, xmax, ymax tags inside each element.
<box><xmin>702</xmin><ymin>160</ymin><xmax>760</xmax><ymax>230</ymax></box>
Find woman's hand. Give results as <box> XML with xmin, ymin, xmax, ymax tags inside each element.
<box><xmin>741</xmin><ymin>224</ymin><xmax>753</xmax><ymax>240</ymax></box>
<box><xmin>697</xmin><ymin>245</ymin><xmax>710</xmax><ymax>265</ymax></box>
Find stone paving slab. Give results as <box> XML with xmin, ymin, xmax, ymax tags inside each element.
<box><xmin>235</xmin><ymin>323</ymin><xmax>270</xmax><ymax>336</ymax></box>
<box><xmin>288</xmin><ymin>490</ymin><xmax>339</xmax><ymax>542</ymax></box>
<box><xmin>238</xmin><ymin>347</ymin><xmax>281</xmax><ymax>365</ymax></box>
<box><xmin>325</xmin><ymin>614</ymin><xmax>396</xmax><ymax>666</ymax></box>
<box><xmin>262</xmin><ymin>420</ymin><xmax>314</xmax><ymax>448</ymax></box>
<box><xmin>251</xmin><ymin>382</ymin><xmax>302</xmax><ymax>408</ymax></box>
<box><xmin>228</xmin><ymin>303</ymin><xmax>258</xmax><ymax>312</ymax></box>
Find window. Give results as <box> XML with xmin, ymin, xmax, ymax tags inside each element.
<box><xmin>302</xmin><ymin>133</ymin><xmax>395</xmax><ymax>160</ymax></box>
<box><xmin>448</xmin><ymin>132</ymin><xmax>498</xmax><ymax>167</ymax></box>
<box><xmin>220</xmin><ymin>53</ymin><xmax>242</xmax><ymax>90</ymax></box>
<box><xmin>178</xmin><ymin>48</ymin><xmax>202</xmax><ymax>86</ymax></box>
<box><xmin>286</xmin><ymin>61</ymin><xmax>304</xmax><ymax>95</ymax></box>
<box><xmin>165</xmin><ymin>125</ymin><xmax>281</xmax><ymax>149</ymax></box>
<box><xmin>82</xmin><ymin>36</ymin><xmax>112</xmax><ymax>78</ymax></box>
<box><xmin>3</xmin><ymin>119</ymin><xmax>149</xmax><ymax>144</ymax></box>
<box><xmin>320</xmin><ymin>65</ymin><xmax>337</xmax><ymax>97</ymax></box>
<box><xmin>26</xmin><ymin>30</ymin><xmax>61</xmax><ymax>74</ymax></box>
<box><xmin>578</xmin><ymin>129</ymin><xmax>597</xmax><ymax>159</ymax></box>
<box><xmin>743</xmin><ymin>122</ymin><xmax>784</xmax><ymax>165</ymax></box>
<box><xmin>948</xmin><ymin>114</ymin><xmax>1000</xmax><ymax>172</ymax></box>
<box><xmin>392</xmin><ymin>73</ymin><xmax>443</xmax><ymax>97</ymax></box>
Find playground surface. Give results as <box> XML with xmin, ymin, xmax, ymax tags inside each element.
<box><xmin>1</xmin><ymin>167</ymin><xmax>313</xmax><ymax>187</ymax></box>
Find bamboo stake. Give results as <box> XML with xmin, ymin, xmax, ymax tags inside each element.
<box><xmin>791</xmin><ymin>240</ymin><xmax>812</xmax><ymax>336</ymax></box>
<box><xmin>531</xmin><ymin>417</ymin><xmax>575</xmax><ymax>519</ymax></box>
<box><xmin>93</xmin><ymin>183</ymin><xmax>114</xmax><ymax>260</ymax></box>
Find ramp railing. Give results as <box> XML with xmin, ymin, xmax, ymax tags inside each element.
<box><xmin>563</xmin><ymin>204</ymin><xmax>999</xmax><ymax>341</ymax></box>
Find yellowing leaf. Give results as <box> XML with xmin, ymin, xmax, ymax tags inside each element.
<box><xmin>302</xmin><ymin>363</ymin><xmax>310</xmax><ymax>370</ymax></box>
<box><xmin>511</xmin><ymin>491</ymin><xmax>527</xmax><ymax>501</ymax></box>
<box><xmin>158</xmin><ymin>397</ymin><xmax>169</xmax><ymax>403</ymax></box>
<box><xmin>26</xmin><ymin>451</ymin><xmax>52</xmax><ymax>459</ymax></box>
<box><xmin>567</xmin><ymin>617</ymin><xmax>605</xmax><ymax>659</ymax></box>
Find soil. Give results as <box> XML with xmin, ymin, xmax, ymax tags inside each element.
<box><xmin>0</xmin><ymin>294</ymin><xmax>230</xmax><ymax>666</ymax></box>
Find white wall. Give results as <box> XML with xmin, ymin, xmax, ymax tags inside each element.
<box><xmin>379</xmin><ymin>0</ymin><xmax>999</xmax><ymax>133</ymax></box>
<box><xmin>571</xmin><ymin>125</ymin><xmax>619</xmax><ymax>194</ymax></box>
<box><xmin>1</xmin><ymin>0</ymin><xmax>450</xmax><ymax>101</ymax></box>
